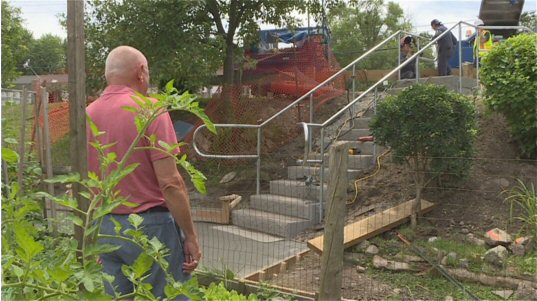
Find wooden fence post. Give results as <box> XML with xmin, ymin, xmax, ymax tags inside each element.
<box><xmin>318</xmin><ymin>141</ymin><xmax>348</xmax><ymax>301</ymax></box>
<box><xmin>17</xmin><ymin>87</ymin><xmax>28</xmax><ymax>196</ymax></box>
<box><xmin>41</xmin><ymin>87</ymin><xmax>57</xmax><ymax>234</ymax></box>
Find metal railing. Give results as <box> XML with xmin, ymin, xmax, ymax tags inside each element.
<box><xmin>193</xmin><ymin>21</ymin><xmax>534</xmax><ymax>219</ymax></box>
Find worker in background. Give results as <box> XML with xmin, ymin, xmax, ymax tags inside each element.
<box><xmin>473</xmin><ymin>20</ymin><xmax>493</xmax><ymax>66</ymax></box>
<box><xmin>399</xmin><ymin>35</ymin><xmax>416</xmax><ymax>79</ymax></box>
<box><xmin>431</xmin><ymin>19</ymin><xmax>458</xmax><ymax>76</ymax></box>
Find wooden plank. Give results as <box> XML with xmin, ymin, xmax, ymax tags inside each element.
<box><xmin>307</xmin><ymin>199</ymin><xmax>436</xmax><ymax>254</ymax></box>
<box><xmin>192</xmin><ymin>207</ymin><xmax>229</xmax><ymax>224</ymax></box>
<box><xmin>244</xmin><ymin>249</ymin><xmax>310</xmax><ymax>281</ymax></box>
<box><xmin>319</xmin><ymin>141</ymin><xmax>348</xmax><ymax>301</ymax></box>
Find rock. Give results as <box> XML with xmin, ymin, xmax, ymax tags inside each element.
<box><xmin>365</xmin><ymin>244</ymin><xmax>379</xmax><ymax>255</ymax></box>
<box><xmin>393</xmin><ymin>288</ymin><xmax>401</xmax><ymax>294</ymax></box>
<box><xmin>395</xmin><ymin>254</ymin><xmax>424</xmax><ymax>263</ymax></box>
<box><xmin>461</xmin><ymin>228</ymin><xmax>470</xmax><ymax>234</ymax></box>
<box><xmin>459</xmin><ymin>221</ymin><xmax>465</xmax><ymax>226</ymax></box>
<box><xmin>484</xmin><ymin>245</ymin><xmax>508</xmax><ymax>266</ymax></box>
<box><xmin>428</xmin><ymin>236</ymin><xmax>439</xmax><ymax>243</ymax></box>
<box><xmin>444</xmin><ymin>296</ymin><xmax>454</xmax><ymax>301</ymax></box>
<box><xmin>484</xmin><ymin>228</ymin><xmax>512</xmax><ymax>246</ymax></box>
<box><xmin>513</xmin><ymin>236</ymin><xmax>534</xmax><ymax>254</ymax></box>
<box><xmin>219</xmin><ymin>171</ymin><xmax>237</xmax><ymax>184</ymax></box>
<box><xmin>441</xmin><ymin>253</ymin><xmax>457</xmax><ymax>266</ymax></box>
<box><xmin>515</xmin><ymin>283</ymin><xmax>537</xmax><ymax>301</ymax></box>
<box><xmin>493</xmin><ymin>178</ymin><xmax>510</xmax><ymax>188</ymax></box>
<box><xmin>467</xmin><ymin>233</ymin><xmax>486</xmax><ymax>246</ymax></box>
<box><xmin>356</xmin><ymin>265</ymin><xmax>366</xmax><ymax>273</ymax></box>
<box><xmin>492</xmin><ymin>290</ymin><xmax>514</xmax><ymax>299</ymax></box>
<box><xmin>459</xmin><ymin>258</ymin><xmax>470</xmax><ymax>269</ymax></box>
<box><xmin>511</xmin><ymin>243</ymin><xmax>526</xmax><ymax>256</ymax></box>
<box><xmin>372</xmin><ymin>255</ymin><xmax>416</xmax><ymax>272</ymax></box>
<box><xmin>352</xmin><ymin>240</ymin><xmax>371</xmax><ymax>253</ymax></box>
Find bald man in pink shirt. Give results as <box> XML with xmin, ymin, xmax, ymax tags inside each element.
<box><xmin>87</xmin><ymin>46</ymin><xmax>200</xmax><ymax>300</ymax></box>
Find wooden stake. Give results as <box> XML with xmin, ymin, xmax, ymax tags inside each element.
<box><xmin>17</xmin><ymin>87</ymin><xmax>28</xmax><ymax>196</ymax></box>
<box><xmin>318</xmin><ymin>141</ymin><xmax>348</xmax><ymax>301</ymax></box>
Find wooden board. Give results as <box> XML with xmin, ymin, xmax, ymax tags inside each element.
<box><xmin>244</xmin><ymin>249</ymin><xmax>311</xmax><ymax>282</ymax></box>
<box><xmin>307</xmin><ymin>199</ymin><xmax>436</xmax><ymax>254</ymax></box>
<box><xmin>192</xmin><ymin>205</ymin><xmax>230</xmax><ymax>224</ymax></box>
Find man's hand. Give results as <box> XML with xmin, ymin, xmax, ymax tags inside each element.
<box><xmin>183</xmin><ymin>237</ymin><xmax>201</xmax><ymax>273</ymax></box>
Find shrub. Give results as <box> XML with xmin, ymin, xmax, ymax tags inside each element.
<box><xmin>480</xmin><ymin>33</ymin><xmax>537</xmax><ymax>158</ymax></box>
<box><xmin>371</xmin><ymin>83</ymin><xmax>477</xmax><ymax>227</ymax></box>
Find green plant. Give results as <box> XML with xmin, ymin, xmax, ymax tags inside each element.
<box><xmin>505</xmin><ymin>179</ymin><xmax>537</xmax><ymax>242</ymax></box>
<box><xmin>2</xmin><ymin>81</ymin><xmax>217</xmax><ymax>300</ymax></box>
<box><xmin>480</xmin><ymin>33</ymin><xmax>537</xmax><ymax>158</ymax></box>
<box><xmin>370</xmin><ymin>83</ymin><xmax>477</xmax><ymax>227</ymax></box>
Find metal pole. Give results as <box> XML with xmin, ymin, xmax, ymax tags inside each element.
<box><xmin>397</xmin><ymin>32</ymin><xmax>401</xmax><ymax>79</ymax></box>
<box><xmin>17</xmin><ymin>87</ymin><xmax>28</xmax><ymax>196</ymax></box>
<box><xmin>256</xmin><ymin>127</ymin><xmax>261</xmax><ymax>195</ymax></box>
<box><xmin>416</xmin><ymin>37</ymin><xmax>420</xmax><ymax>82</ymax></box>
<box><xmin>352</xmin><ymin>64</ymin><xmax>356</xmax><ymax>101</ymax></box>
<box><xmin>309</xmin><ymin>94</ymin><xmax>314</xmax><ymax>153</ymax></box>
<box><xmin>476</xmin><ymin>26</ymin><xmax>480</xmax><ymax>92</ymax></box>
<box><xmin>458</xmin><ymin>24</ymin><xmax>463</xmax><ymax>93</ymax></box>
<box><xmin>319</xmin><ymin>127</ymin><xmax>325</xmax><ymax>222</ymax></box>
<box><xmin>41</xmin><ymin>87</ymin><xmax>57</xmax><ymax>234</ymax></box>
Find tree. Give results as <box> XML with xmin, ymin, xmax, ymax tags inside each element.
<box><xmin>85</xmin><ymin>0</ymin><xmax>222</xmax><ymax>95</ymax></box>
<box><xmin>25</xmin><ymin>34</ymin><xmax>66</xmax><ymax>75</ymax></box>
<box><xmin>480</xmin><ymin>34</ymin><xmax>537</xmax><ymax>158</ymax></box>
<box><xmin>1</xmin><ymin>0</ymin><xmax>33</xmax><ymax>86</ymax></box>
<box><xmin>520</xmin><ymin>11</ymin><xmax>536</xmax><ymax>30</ymax></box>
<box><xmin>328</xmin><ymin>0</ymin><xmax>412</xmax><ymax>68</ymax></box>
<box><xmin>370</xmin><ymin>84</ymin><xmax>477</xmax><ymax>228</ymax></box>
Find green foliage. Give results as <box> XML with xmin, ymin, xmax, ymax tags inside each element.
<box><xmin>85</xmin><ymin>0</ymin><xmax>222</xmax><ymax>94</ymax></box>
<box><xmin>505</xmin><ymin>180</ymin><xmax>537</xmax><ymax>242</ymax></box>
<box><xmin>520</xmin><ymin>11</ymin><xmax>537</xmax><ymax>30</ymax></box>
<box><xmin>26</xmin><ymin>34</ymin><xmax>66</xmax><ymax>75</ymax></box>
<box><xmin>1</xmin><ymin>82</ymin><xmax>215</xmax><ymax>300</ymax></box>
<box><xmin>371</xmin><ymin>84</ymin><xmax>477</xmax><ymax>190</ymax></box>
<box><xmin>328</xmin><ymin>0</ymin><xmax>412</xmax><ymax>68</ymax></box>
<box><xmin>1</xmin><ymin>0</ymin><xmax>33</xmax><ymax>86</ymax></box>
<box><xmin>480</xmin><ymin>33</ymin><xmax>537</xmax><ymax>158</ymax></box>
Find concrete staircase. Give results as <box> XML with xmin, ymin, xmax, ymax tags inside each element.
<box><xmin>232</xmin><ymin>75</ymin><xmax>475</xmax><ymax>238</ymax></box>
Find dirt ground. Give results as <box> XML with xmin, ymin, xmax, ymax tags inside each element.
<box><xmin>266</xmin><ymin>104</ymin><xmax>536</xmax><ymax>299</ymax></box>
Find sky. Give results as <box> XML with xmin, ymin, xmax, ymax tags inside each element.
<box><xmin>8</xmin><ymin>0</ymin><xmax>537</xmax><ymax>40</ymax></box>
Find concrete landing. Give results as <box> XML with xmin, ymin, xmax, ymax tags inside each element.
<box><xmin>196</xmin><ymin>222</ymin><xmax>307</xmax><ymax>278</ymax></box>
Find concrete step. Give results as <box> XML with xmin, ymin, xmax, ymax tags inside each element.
<box><xmin>250</xmin><ymin>194</ymin><xmax>319</xmax><ymax>221</ymax></box>
<box><xmin>308</xmin><ymin>153</ymin><xmax>374</xmax><ymax>170</ymax></box>
<box><xmin>231</xmin><ymin>208</ymin><xmax>312</xmax><ymax>238</ymax></box>
<box><xmin>270</xmin><ymin>179</ymin><xmax>326</xmax><ymax>201</ymax></box>
<box><xmin>352</xmin><ymin>117</ymin><xmax>372</xmax><ymax>129</ymax></box>
<box><xmin>288</xmin><ymin>166</ymin><xmax>363</xmax><ymax>182</ymax></box>
<box><xmin>395</xmin><ymin>76</ymin><xmax>477</xmax><ymax>95</ymax></box>
<box><xmin>339</xmin><ymin>129</ymin><xmax>372</xmax><ymax>141</ymax></box>
<box><xmin>316</xmin><ymin>140</ymin><xmax>382</xmax><ymax>156</ymax></box>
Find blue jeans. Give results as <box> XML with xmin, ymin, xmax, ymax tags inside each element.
<box><xmin>99</xmin><ymin>211</ymin><xmax>191</xmax><ymax>300</ymax></box>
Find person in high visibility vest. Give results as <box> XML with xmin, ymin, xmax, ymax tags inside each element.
<box><xmin>473</xmin><ymin>21</ymin><xmax>494</xmax><ymax>65</ymax></box>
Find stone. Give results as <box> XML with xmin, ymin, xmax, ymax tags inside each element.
<box><xmin>219</xmin><ymin>171</ymin><xmax>237</xmax><ymax>184</ymax></box>
<box><xmin>441</xmin><ymin>252</ymin><xmax>457</xmax><ymax>266</ymax></box>
<box><xmin>352</xmin><ymin>240</ymin><xmax>371</xmax><ymax>253</ymax></box>
<box><xmin>484</xmin><ymin>228</ymin><xmax>512</xmax><ymax>246</ymax></box>
<box><xmin>365</xmin><ymin>244</ymin><xmax>379</xmax><ymax>255</ymax></box>
<box><xmin>467</xmin><ymin>233</ymin><xmax>486</xmax><ymax>246</ymax></box>
<box><xmin>515</xmin><ymin>283</ymin><xmax>537</xmax><ymax>301</ymax></box>
<box><xmin>459</xmin><ymin>258</ymin><xmax>469</xmax><ymax>269</ymax></box>
<box><xmin>461</xmin><ymin>228</ymin><xmax>470</xmax><ymax>234</ymax></box>
<box><xmin>514</xmin><ymin>236</ymin><xmax>534</xmax><ymax>254</ymax></box>
<box><xmin>428</xmin><ymin>236</ymin><xmax>439</xmax><ymax>243</ymax></box>
<box><xmin>492</xmin><ymin>290</ymin><xmax>514</xmax><ymax>299</ymax></box>
<box><xmin>484</xmin><ymin>245</ymin><xmax>508</xmax><ymax>266</ymax></box>
<box><xmin>444</xmin><ymin>296</ymin><xmax>454</xmax><ymax>301</ymax></box>
<box><xmin>510</xmin><ymin>243</ymin><xmax>526</xmax><ymax>256</ymax></box>
<box><xmin>372</xmin><ymin>255</ymin><xmax>416</xmax><ymax>272</ymax></box>
<box><xmin>493</xmin><ymin>178</ymin><xmax>510</xmax><ymax>188</ymax></box>
<box><xmin>356</xmin><ymin>265</ymin><xmax>366</xmax><ymax>273</ymax></box>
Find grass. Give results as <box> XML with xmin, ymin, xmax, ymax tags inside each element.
<box><xmin>505</xmin><ymin>179</ymin><xmax>537</xmax><ymax>240</ymax></box>
<box><xmin>416</xmin><ymin>238</ymin><xmax>487</xmax><ymax>272</ymax></box>
<box><xmin>507</xmin><ymin>251</ymin><xmax>537</xmax><ymax>275</ymax></box>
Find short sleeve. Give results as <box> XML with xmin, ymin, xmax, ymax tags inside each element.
<box><xmin>146</xmin><ymin>112</ymin><xmax>180</xmax><ymax>162</ymax></box>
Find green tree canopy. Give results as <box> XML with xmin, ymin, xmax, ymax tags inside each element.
<box><xmin>1</xmin><ymin>0</ymin><xmax>33</xmax><ymax>86</ymax></box>
<box><xmin>25</xmin><ymin>34</ymin><xmax>66</xmax><ymax>75</ymax></box>
<box><xmin>520</xmin><ymin>11</ymin><xmax>536</xmax><ymax>30</ymax></box>
<box><xmin>328</xmin><ymin>0</ymin><xmax>412</xmax><ymax>69</ymax></box>
<box><xmin>85</xmin><ymin>0</ymin><xmax>222</xmax><ymax>95</ymax></box>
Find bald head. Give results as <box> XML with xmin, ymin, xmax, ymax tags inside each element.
<box><xmin>105</xmin><ymin>46</ymin><xmax>149</xmax><ymax>93</ymax></box>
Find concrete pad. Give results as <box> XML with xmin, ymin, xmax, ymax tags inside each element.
<box><xmin>196</xmin><ymin>222</ymin><xmax>307</xmax><ymax>278</ymax></box>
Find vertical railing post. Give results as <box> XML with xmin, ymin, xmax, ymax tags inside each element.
<box><xmin>319</xmin><ymin>127</ymin><xmax>325</xmax><ymax>221</ymax></box>
<box><xmin>416</xmin><ymin>37</ymin><xmax>420</xmax><ymax>82</ymax></box>
<box><xmin>458</xmin><ymin>22</ymin><xmax>463</xmax><ymax>93</ymax></box>
<box><xmin>397</xmin><ymin>32</ymin><xmax>401</xmax><ymax>79</ymax></box>
<box><xmin>352</xmin><ymin>64</ymin><xmax>356</xmax><ymax>101</ymax></box>
<box><xmin>475</xmin><ymin>25</ymin><xmax>480</xmax><ymax>92</ymax></box>
<box><xmin>256</xmin><ymin>127</ymin><xmax>262</xmax><ymax>195</ymax></box>
<box><xmin>309</xmin><ymin>94</ymin><xmax>314</xmax><ymax>154</ymax></box>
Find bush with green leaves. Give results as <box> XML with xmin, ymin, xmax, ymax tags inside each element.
<box><xmin>505</xmin><ymin>180</ymin><xmax>537</xmax><ymax>245</ymax></box>
<box><xmin>370</xmin><ymin>83</ymin><xmax>477</xmax><ymax>227</ymax></box>
<box><xmin>1</xmin><ymin>82</ymin><xmax>220</xmax><ymax>300</ymax></box>
<box><xmin>480</xmin><ymin>33</ymin><xmax>537</xmax><ymax>158</ymax></box>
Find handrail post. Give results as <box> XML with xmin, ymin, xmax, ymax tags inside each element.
<box><xmin>256</xmin><ymin>127</ymin><xmax>262</xmax><ymax>195</ymax></box>
<box><xmin>476</xmin><ymin>26</ymin><xmax>480</xmax><ymax>93</ymax></box>
<box><xmin>352</xmin><ymin>64</ymin><xmax>356</xmax><ymax>101</ymax></box>
<box><xmin>309</xmin><ymin>94</ymin><xmax>314</xmax><ymax>153</ymax></box>
<box><xmin>319</xmin><ymin>127</ymin><xmax>325</xmax><ymax>221</ymax></box>
<box><xmin>397</xmin><ymin>32</ymin><xmax>401</xmax><ymax>80</ymax></box>
<box><xmin>416</xmin><ymin>37</ymin><xmax>420</xmax><ymax>82</ymax></box>
<box><xmin>458</xmin><ymin>23</ymin><xmax>463</xmax><ymax>93</ymax></box>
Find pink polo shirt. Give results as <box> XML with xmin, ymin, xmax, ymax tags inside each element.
<box><xmin>86</xmin><ymin>85</ymin><xmax>179</xmax><ymax>214</ymax></box>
